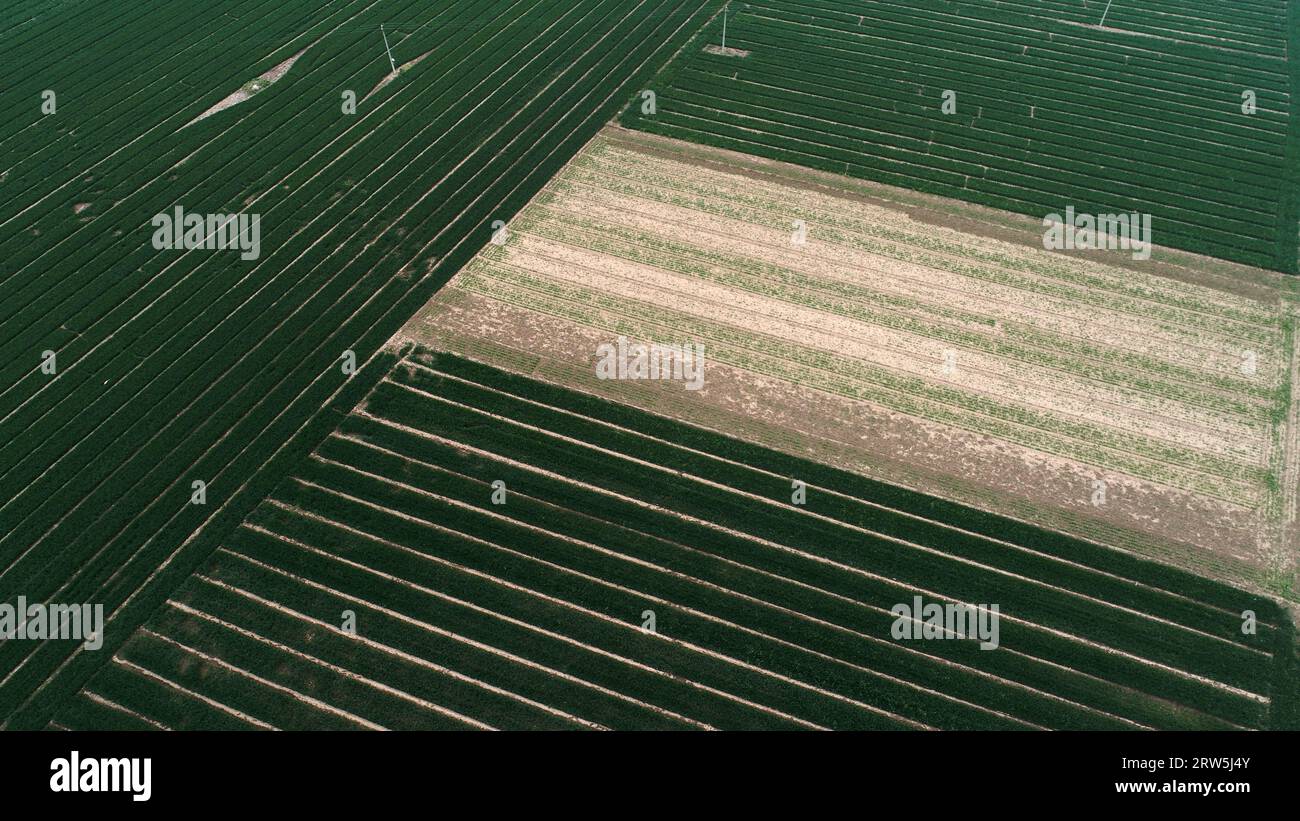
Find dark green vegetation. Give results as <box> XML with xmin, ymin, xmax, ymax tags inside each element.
<box><xmin>60</xmin><ymin>348</ymin><xmax>1298</xmax><ymax>730</ymax></box>
<box><xmin>0</xmin><ymin>0</ymin><xmax>722</xmax><ymax>728</ymax></box>
<box><xmin>624</xmin><ymin>0</ymin><xmax>1300</xmax><ymax>273</ymax></box>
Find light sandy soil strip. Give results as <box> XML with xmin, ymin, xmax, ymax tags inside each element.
<box><xmin>519</xmin><ymin>201</ymin><xmax>1280</xmax><ymax>429</ymax></box>
<box><xmin>562</xmin><ymin>149</ymin><xmax>1283</xmax><ymax>356</ymax></box>
<box><xmin>512</xmin><ymin>154</ymin><xmax>1284</xmax><ymax>470</ymax></box>
<box><xmin>224</xmin><ymin>533</ymin><xmax>820</xmax><ymax>729</ymax></box>
<box><xmin>494</xmin><ymin>235</ymin><xmax>1265</xmax><ymax>461</ymax></box>
<box><xmin>182</xmin><ymin>47</ymin><xmax>310</xmax><ymax>129</ymax></box>
<box><xmin>457</xmin><ymin>265</ymin><xmax>1262</xmax><ymax>504</ymax></box>
<box><xmin>579</xmin><ymin>140</ymin><xmax>1282</xmax><ymax>322</ymax></box>
<box><xmin>702</xmin><ymin>44</ymin><xmax>750</xmax><ymax>57</ymax></box>
<box><xmin>551</xmin><ymin>164</ymin><xmax>1281</xmax><ymax>358</ymax></box>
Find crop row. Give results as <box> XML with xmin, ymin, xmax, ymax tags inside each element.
<box><xmin>457</xmin><ymin>261</ymin><xmax>1267</xmax><ymax>501</ymax></box>
<box><xmin>668</xmin><ymin>76</ymin><xmax>1278</xmax><ymax>226</ymax></box>
<box><xmin>988</xmin><ymin>0</ymin><xmax>1286</xmax><ymax>54</ymax></box>
<box><xmin>768</xmin><ymin>1</ymin><xmax>1290</xmax><ymax>98</ymax></box>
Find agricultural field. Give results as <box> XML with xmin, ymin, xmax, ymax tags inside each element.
<box><xmin>2</xmin><ymin>0</ymin><xmax>1298</xmax><ymax>737</ymax></box>
<box><xmin>410</xmin><ymin>127</ymin><xmax>1300</xmax><ymax>595</ymax></box>
<box><xmin>622</xmin><ymin>0</ymin><xmax>1300</xmax><ymax>273</ymax></box>
<box><xmin>55</xmin><ymin>347</ymin><xmax>1296</xmax><ymax>730</ymax></box>
<box><xmin>0</xmin><ymin>0</ymin><xmax>724</xmax><ymax>729</ymax></box>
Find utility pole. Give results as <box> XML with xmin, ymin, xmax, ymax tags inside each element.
<box><xmin>721</xmin><ymin>3</ymin><xmax>728</xmax><ymax>50</ymax></box>
<box><xmin>1099</xmin><ymin>0</ymin><xmax>1115</xmax><ymax>28</ymax></box>
<box><xmin>381</xmin><ymin>24</ymin><xmax>396</xmax><ymax>73</ymax></box>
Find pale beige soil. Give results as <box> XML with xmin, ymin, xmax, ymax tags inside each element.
<box><xmin>568</xmin><ymin>143</ymin><xmax>1282</xmax><ymax>341</ymax></box>
<box><xmin>398</xmin><ymin>126</ymin><xmax>1298</xmax><ymax>594</ymax></box>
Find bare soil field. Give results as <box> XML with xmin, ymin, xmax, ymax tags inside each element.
<box><xmin>401</xmin><ymin>126</ymin><xmax>1299</xmax><ymax>596</ymax></box>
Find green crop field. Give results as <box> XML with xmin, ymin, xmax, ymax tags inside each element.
<box><xmin>57</xmin><ymin>347</ymin><xmax>1297</xmax><ymax>730</ymax></box>
<box><xmin>0</xmin><ymin>0</ymin><xmax>723</xmax><ymax>729</ymax></box>
<box><xmin>623</xmin><ymin>0</ymin><xmax>1300</xmax><ymax>272</ymax></box>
